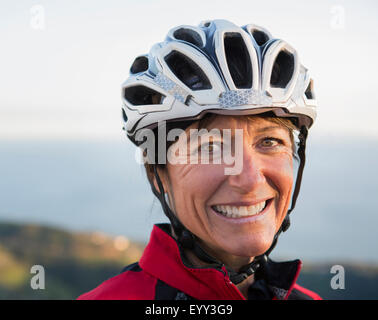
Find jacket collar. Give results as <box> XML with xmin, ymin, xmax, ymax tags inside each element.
<box><xmin>139</xmin><ymin>223</ymin><xmax>301</xmax><ymax>300</ymax></box>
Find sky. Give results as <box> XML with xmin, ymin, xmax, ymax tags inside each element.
<box><xmin>1</xmin><ymin>0</ymin><xmax>378</xmax><ymax>141</ymax></box>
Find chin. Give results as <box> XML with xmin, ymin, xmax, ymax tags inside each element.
<box><xmin>216</xmin><ymin>232</ymin><xmax>275</xmax><ymax>259</ymax></box>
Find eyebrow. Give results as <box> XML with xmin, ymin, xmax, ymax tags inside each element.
<box><xmin>255</xmin><ymin>125</ymin><xmax>286</xmax><ymax>133</ymax></box>
<box><xmin>185</xmin><ymin>125</ymin><xmax>287</xmax><ymax>142</ymax></box>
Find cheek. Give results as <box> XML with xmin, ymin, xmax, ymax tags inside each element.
<box><xmin>168</xmin><ymin>164</ymin><xmax>225</xmax><ymax>217</ymax></box>
<box><xmin>265</xmin><ymin>155</ymin><xmax>293</xmax><ymax>193</ymax></box>
<box><xmin>167</xmin><ymin>164</ymin><xmax>224</xmax><ymax>241</ymax></box>
<box><xmin>278</xmin><ymin>160</ymin><xmax>294</xmax><ymax>191</ymax></box>
<box><xmin>266</xmin><ymin>157</ymin><xmax>294</xmax><ymax>229</ymax></box>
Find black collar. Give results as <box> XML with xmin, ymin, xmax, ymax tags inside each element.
<box><xmin>249</xmin><ymin>256</ymin><xmax>301</xmax><ymax>300</ymax></box>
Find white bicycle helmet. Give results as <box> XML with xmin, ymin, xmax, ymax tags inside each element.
<box><xmin>121</xmin><ymin>19</ymin><xmax>317</xmax><ymax>284</ymax></box>
<box><xmin>121</xmin><ymin>19</ymin><xmax>316</xmax><ymax>145</ymax></box>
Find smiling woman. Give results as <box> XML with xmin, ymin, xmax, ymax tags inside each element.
<box><xmin>78</xmin><ymin>19</ymin><xmax>321</xmax><ymax>300</ymax></box>
<box><xmin>153</xmin><ymin>115</ymin><xmax>296</xmax><ymax>298</ymax></box>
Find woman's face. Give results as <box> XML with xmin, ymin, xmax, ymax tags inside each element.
<box><xmin>160</xmin><ymin>115</ymin><xmax>294</xmax><ymax>260</ymax></box>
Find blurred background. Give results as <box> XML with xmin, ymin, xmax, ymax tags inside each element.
<box><xmin>1</xmin><ymin>0</ymin><xmax>378</xmax><ymax>299</ymax></box>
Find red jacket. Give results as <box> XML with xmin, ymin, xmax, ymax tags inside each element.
<box><xmin>78</xmin><ymin>224</ymin><xmax>321</xmax><ymax>300</ymax></box>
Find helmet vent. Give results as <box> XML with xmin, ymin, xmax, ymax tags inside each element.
<box><xmin>122</xmin><ymin>108</ymin><xmax>128</xmax><ymax>122</ymax></box>
<box><xmin>251</xmin><ymin>30</ymin><xmax>270</xmax><ymax>46</ymax></box>
<box><xmin>224</xmin><ymin>33</ymin><xmax>252</xmax><ymax>89</ymax></box>
<box><xmin>270</xmin><ymin>50</ymin><xmax>294</xmax><ymax>88</ymax></box>
<box><xmin>305</xmin><ymin>79</ymin><xmax>315</xmax><ymax>100</ymax></box>
<box><xmin>165</xmin><ymin>50</ymin><xmax>212</xmax><ymax>91</ymax></box>
<box><xmin>124</xmin><ymin>86</ymin><xmax>165</xmax><ymax>105</ymax></box>
<box><xmin>130</xmin><ymin>56</ymin><xmax>149</xmax><ymax>74</ymax></box>
<box><xmin>173</xmin><ymin>28</ymin><xmax>203</xmax><ymax>48</ymax></box>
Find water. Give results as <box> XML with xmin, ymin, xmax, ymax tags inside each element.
<box><xmin>0</xmin><ymin>136</ymin><xmax>377</xmax><ymax>263</ymax></box>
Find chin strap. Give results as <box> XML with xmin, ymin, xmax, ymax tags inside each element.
<box><xmin>151</xmin><ymin>125</ymin><xmax>308</xmax><ymax>285</ymax></box>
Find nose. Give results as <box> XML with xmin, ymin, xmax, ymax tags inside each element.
<box><xmin>227</xmin><ymin>142</ymin><xmax>266</xmax><ymax>194</ymax></box>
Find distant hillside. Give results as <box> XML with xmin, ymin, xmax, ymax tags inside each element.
<box><xmin>297</xmin><ymin>261</ymin><xmax>378</xmax><ymax>300</ymax></box>
<box><xmin>0</xmin><ymin>220</ymin><xmax>377</xmax><ymax>300</ymax></box>
<box><xmin>0</xmin><ymin>221</ymin><xmax>145</xmax><ymax>299</ymax></box>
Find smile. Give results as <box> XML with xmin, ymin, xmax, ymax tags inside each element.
<box><xmin>211</xmin><ymin>199</ymin><xmax>272</xmax><ymax>218</ymax></box>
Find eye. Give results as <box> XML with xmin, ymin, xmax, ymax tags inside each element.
<box><xmin>200</xmin><ymin>141</ymin><xmax>222</xmax><ymax>153</ymax></box>
<box><xmin>259</xmin><ymin>137</ymin><xmax>283</xmax><ymax>148</ymax></box>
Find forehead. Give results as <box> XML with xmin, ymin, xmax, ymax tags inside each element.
<box><xmin>187</xmin><ymin>114</ymin><xmax>289</xmax><ymax>135</ymax></box>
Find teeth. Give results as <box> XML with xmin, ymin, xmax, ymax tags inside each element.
<box><xmin>214</xmin><ymin>201</ymin><xmax>267</xmax><ymax>218</ymax></box>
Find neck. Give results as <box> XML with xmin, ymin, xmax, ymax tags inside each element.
<box><xmin>170</xmin><ymin>225</ymin><xmax>256</xmax><ymax>299</ymax></box>
<box><xmin>182</xmin><ymin>241</ymin><xmax>255</xmax><ymax>299</ymax></box>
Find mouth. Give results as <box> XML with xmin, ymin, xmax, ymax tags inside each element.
<box><xmin>211</xmin><ymin>198</ymin><xmax>273</xmax><ymax>219</ymax></box>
